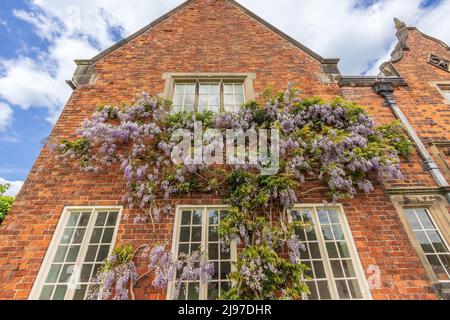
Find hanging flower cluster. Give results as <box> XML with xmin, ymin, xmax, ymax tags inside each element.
<box><xmin>86</xmin><ymin>244</ymin><xmax>213</xmax><ymax>300</ymax></box>
<box><xmin>54</xmin><ymin>85</ymin><xmax>413</xmax><ymax>300</ymax></box>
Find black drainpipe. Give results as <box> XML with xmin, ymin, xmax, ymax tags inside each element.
<box><xmin>373</xmin><ymin>81</ymin><xmax>450</xmax><ymax>204</ymax></box>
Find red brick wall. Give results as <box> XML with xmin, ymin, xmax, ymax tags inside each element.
<box><xmin>0</xmin><ymin>0</ymin><xmax>443</xmax><ymax>300</ymax></box>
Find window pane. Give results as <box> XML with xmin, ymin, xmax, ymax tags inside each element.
<box><xmin>415</xmin><ymin>209</ymin><xmax>434</xmax><ymax>229</ymax></box>
<box><xmin>73</xmin><ymin>285</ymin><xmax>88</xmax><ymax>300</ymax></box>
<box><xmin>224</xmin><ymin>84</ymin><xmax>233</xmax><ymax>94</ymax></box>
<box><xmin>235</xmin><ymin>94</ymin><xmax>244</xmax><ymax>105</ymax></box>
<box><xmin>198</xmin><ymin>95</ymin><xmax>209</xmax><ymax>108</ymax></box>
<box><xmin>336</xmin><ymin>280</ymin><xmax>350</xmax><ymax>299</ymax></box>
<box><xmin>180</xmin><ymin>227</ymin><xmax>190</xmax><ymax>242</ymax></box>
<box><xmin>220</xmin><ymin>244</ymin><xmax>231</xmax><ymax>260</ymax></box>
<box><xmin>61</xmin><ymin>228</ymin><xmax>75</xmax><ymax>244</ymax></box>
<box><xmin>97</xmin><ymin>245</ymin><xmax>110</xmax><ymax>262</ymax></box>
<box><xmin>101</xmin><ymin>228</ymin><xmax>115</xmax><ymax>243</ymax></box>
<box><xmin>313</xmin><ymin>261</ymin><xmax>326</xmax><ymax>279</ymax></box>
<box><xmin>90</xmin><ymin>228</ymin><xmax>103</xmax><ymax>243</ymax></box>
<box><xmin>209</xmin><ymin>227</ymin><xmax>218</xmax><ymax>242</ymax></box>
<box><xmin>192</xmin><ymin>210</ymin><xmax>202</xmax><ymax>225</ymax></box>
<box><xmin>337</xmin><ymin>242</ymin><xmax>351</xmax><ymax>258</ymax></box>
<box><xmin>210</xmin><ymin>84</ymin><xmax>220</xmax><ymax>94</ymax></box>
<box><xmin>307</xmin><ymin>282</ymin><xmax>318</xmax><ymax>300</ymax></box>
<box><xmin>95</xmin><ymin>212</ymin><xmax>108</xmax><ymax>226</ymax></box>
<box><xmin>328</xmin><ymin>209</ymin><xmax>340</xmax><ymax>224</ymax></box>
<box><xmin>341</xmin><ymin>260</ymin><xmax>356</xmax><ymax>277</ymax></box>
<box><xmin>45</xmin><ymin>264</ymin><xmax>62</xmax><ymax>283</ymax></box>
<box><xmin>173</xmin><ymin>94</ymin><xmax>184</xmax><ymax>107</ymax></box>
<box><xmin>53</xmin><ymin>285</ymin><xmax>68</xmax><ymax>300</ymax></box>
<box><xmin>187</xmin><ymin>283</ymin><xmax>200</xmax><ymax>300</ymax></box>
<box><xmin>66</xmin><ymin>245</ymin><xmax>81</xmax><ymax>262</ymax></box>
<box><xmin>317</xmin><ymin>210</ymin><xmax>329</xmax><ymax>224</ymax></box>
<box><xmin>208</xmin><ymin>210</ymin><xmax>219</xmax><ymax>225</ymax></box>
<box><xmin>321</xmin><ymin>226</ymin><xmax>334</xmax><ymax>241</ymax></box>
<box><xmin>208</xmin><ymin>282</ymin><xmax>220</xmax><ymax>300</ymax></box>
<box><xmin>427</xmin><ymin>255</ymin><xmax>448</xmax><ymax>280</ymax></box>
<box><xmin>178</xmin><ymin>244</ymin><xmax>189</xmax><ymax>257</ymax></box>
<box><xmin>405</xmin><ymin>209</ymin><xmax>421</xmax><ymax>230</ymax></box>
<box><xmin>39</xmin><ymin>285</ymin><xmax>54</xmax><ymax>300</ymax></box>
<box><xmin>317</xmin><ymin>281</ymin><xmax>332</xmax><ymax>300</ymax></box>
<box><xmin>175</xmin><ymin>84</ymin><xmax>185</xmax><ymax>94</ymax></box>
<box><xmin>85</xmin><ymin>245</ymin><xmax>98</xmax><ymax>262</ymax></box>
<box><xmin>78</xmin><ymin>212</ymin><xmax>90</xmax><ymax>227</ymax></box>
<box><xmin>332</xmin><ymin>225</ymin><xmax>345</xmax><ymax>241</ymax></box>
<box><xmin>80</xmin><ymin>264</ymin><xmax>94</xmax><ymax>282</ymax></box>
<box><xmin>199</xmin><ymin>84</ymin><xmax>210</xmax><ymax>94</ymax></box>
<box><xmin>67</xmin><ymin>213</ymin><xmax>80</xmax><ymax>227</ymax></box>
<box><xmin>58</xmin><ymin>264</ymin><xmax>74</xmax><ymax>283</ymax></box>
<box><xmin>190</xmin><ymin>243</ymin><xmax>200</xmax><ymax>253</ymax></box>
<box><xmin>209</xmin><ymin>243</ymin><xmax>219</xmax><ymax>260</ymax></box>
<box><xmin>191</xmin><ymin>227</ymin><xmax>202</xmax><ymax>242</ymax></box>
<box><xmin>347</xmin><ymin>279</ymin><xmax>363</xmax><ymax>299</ymax></box>
<box><xmin>326</xmin><ymin>242</ymin><xmax>339</xmax><ymax>259</ymax></box>
<box><xmin>330</xmin><ymin>260</ymin><xmax>344</xmax><ymax>278</ymax></box>
<box><xmin>54</xmin><ymin>246</ymin><xmax>68</xmax><ymax>263</ymax></box>
<box><xmin>427</xmin><ymin>231</ymin><xmax>448</xmax><ymax>253</ymax></box>
<box><xmin>73</xmin><ymin>228</ymin><xmax>86</xmax><ymax>244</ymax></box>
<box><xmin>106</xmin><ymin>212</ymin><xmax>118</xmax><ymax>226</ymax></box>
<box><xmin>234</xmin><ymin>84</ymin><xmax>243</xmax><ymax>93</ymax></box>
<box><xmin>220</xmin><ymin>262</ymin><xmax>231</xmax><ymax>280</ymax></box>
<box><xmin>181</xmin><ymin>211</ymin><xmax>192</xmax><ymax>225</ymax></box>
<box><xmin>309</xmin><ymin>243</ymin><xmax>321</xmax><ymax>259</ymax></box>
<box><xmin>185</xmin><ymin>84</ymin><xmax>196</xmax><ymax>94</ymax></box>
<box><xmin>224</xmin><ymin>95</ymin><xmax>234</xmax><ymax>105</ymax></box>
<box><xmin>415</xmin><ymin>231</ymin><xmax>434</xmax><ymax>253</ymax></box>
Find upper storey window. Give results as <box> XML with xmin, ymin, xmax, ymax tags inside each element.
<box><xmin>173</xmin><ymin>81</ymin><xmax>245</xmax><ymax>113</ymax></box>
<box><xmin>431</xmin><ymin>83</ymin><xmax>450</xmax><ymax>104</ymax></box>
<box><xmin>438</xmin><ymin>85</ymin><xmax>450</xmax><ymax>103</ymax></box>
<box><xmin>404</xmin><ymin>208</ymin><xmax>450</xmax><ymax>282</ymax></box>
<box><xmin>163</xmin><ymin>73</ymin><xmax>256</xmax><ymax>114</ymax></box>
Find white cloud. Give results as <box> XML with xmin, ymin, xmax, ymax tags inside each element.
<box><xmin>0</xmin><ymin>102</ymin><xmax>13</xmax><ymax>131</ymax></box>
<box><xmin>0</xmin><ymin>177</ymin><xmax>24</xmax><ymax>196</ymax></box>
<box><xmin>238</xmin><ymin>0</ymin><xmax>450</xmax><ymax>75</ymax></box>
<box><xmin>0</xmin><ymin>0</ymin><xmax>449</xmax><ymax>126</ymax></box>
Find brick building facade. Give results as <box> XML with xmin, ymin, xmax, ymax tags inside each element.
<box><xmin>0</xmin><ymin>0</ymin><xmax>449</xmax><ymax>300</ymax></box>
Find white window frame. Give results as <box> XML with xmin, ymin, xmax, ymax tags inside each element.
<box><xmin>162</xmin><ymin>72</ymin><xmax>256</xmax><ymax>113</ymax></box>
<box><xmin>288</xmin><ymin>204</ymin><xmax>372</xmax><ymax>300</ymax></box>
<box><xmin>403</xmin><ymin>207</ymin><xmax>450</xmax><ymax>283</ymax></box>
<box><xmin>167</xmin><ymin>205</ymin><xmax>237</xmax><ymax>300</ymax></box>
<box><xmin>28</xmin><ymin>206</ymin><xmax>122</xmax><ymax>300</ymax></box>
<box><xmin>430</xmin><ymin>81</ymin><xmax>450</xmax><ymax>105</ymax></box>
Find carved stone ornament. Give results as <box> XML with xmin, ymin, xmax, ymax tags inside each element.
<box><xmin>373</xmin><ymin>82</ymin><xmax>394</xmax><ymax>94</ymax></box>
<box><xmin>428</xmin><ymin>53</ymin><xmax>450</xmax><ymax>72</ymax></box>
<box><xmin>391</xmin><ymin>18</ymin><xmax>410</xmax><ymax>62</ymax></box>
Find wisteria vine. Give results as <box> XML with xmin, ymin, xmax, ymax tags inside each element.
<box><xmin>54</xmin><ymin>85</ymin><xmax>413</xmax><ymax>300</ymax></box>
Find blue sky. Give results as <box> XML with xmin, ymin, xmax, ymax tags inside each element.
<box><xmin>0</xmin><ymin>0</ymin><xmax>449</xmax><ymax>196</ymax></box>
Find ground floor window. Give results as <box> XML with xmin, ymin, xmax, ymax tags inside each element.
<box><xmin>29</xmin><ymin>207</ymin><xmax>121</xmax><ymax>300</ymax></box>
<box><xmin>169</xmin><ymin>206</ymin><xmax>236</xmax><ymax>300</ymax></box>
<box><xmin>404</xmin><ymin>208</ymin><xmax>450</xmax><ymax>281</ymax></box>
<box><xmin>289</xmin><ymin>205</ymin><xmax>371</xmax><ymax>300</ymax></box>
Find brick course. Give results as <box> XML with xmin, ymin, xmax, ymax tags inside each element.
<box><xmin>0</xmin><ymin>0</ymin><xmax>448</xmax><ymax>300</ymax></box>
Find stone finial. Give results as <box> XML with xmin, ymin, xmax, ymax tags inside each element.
<box><xmin>394</xmin><ymin>18</ymin><xmax>406</xmax><ymax>30</ymax></box>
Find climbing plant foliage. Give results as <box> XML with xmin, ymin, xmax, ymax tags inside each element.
<box><xmin>53</xmin><ymin>85</ymin><xmax>413</xmax><ymax>300</ymax></box>
<box><xmin>0</xmin><ymin>184</ymin><xmax>14</xmax><ymax>225</ymax></box>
